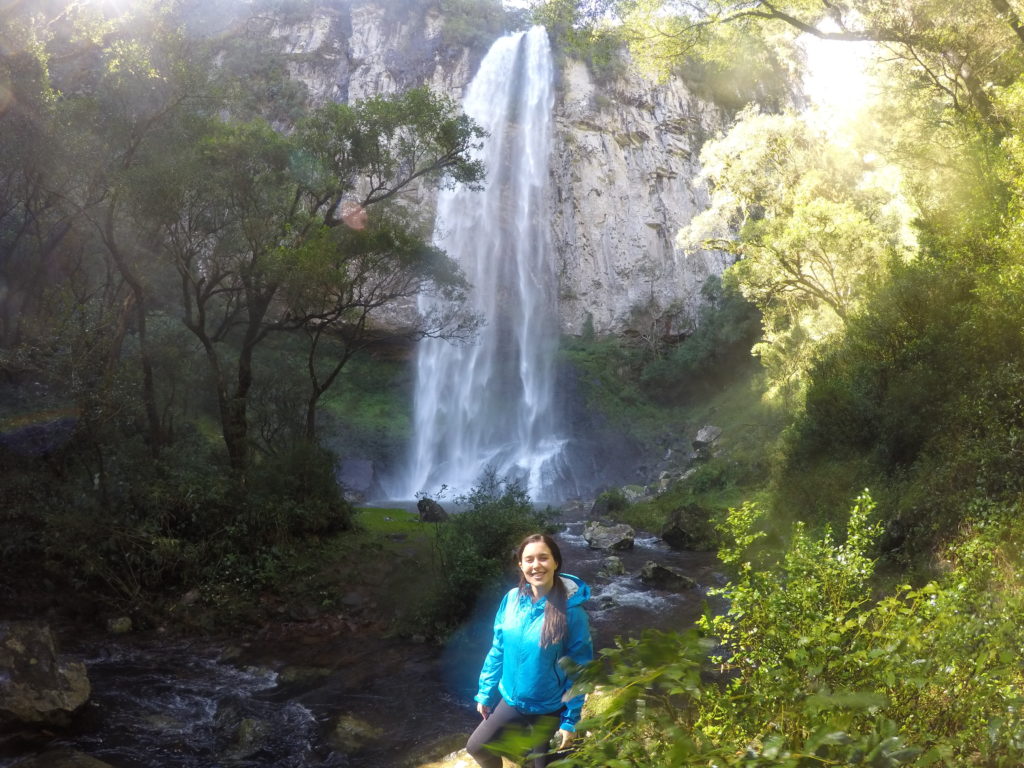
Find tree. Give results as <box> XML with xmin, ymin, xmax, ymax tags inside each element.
<box><xmin>678</xmin><ymin>107</ymin><xmax>916</xmax><ymax>396</ymax></box>
<box><xmin>611</xmin><ymin>0</ymin><xmax>1024</xmax><ymax>136</ymax></box>
<box><xmin>129</xmin><ymin>88</ymin><xmax>485</xmax><ymax>470</ymax></box>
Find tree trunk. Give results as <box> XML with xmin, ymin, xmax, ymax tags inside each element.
<box><xmin>102</xmin><ymin>205</ymin><xmax>165</xmax><ymax>455</ymax></box>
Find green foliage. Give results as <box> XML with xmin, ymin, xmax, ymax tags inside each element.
<box><xmin>439</xmin><ymin>0</ymin><xmax>508</xmax><ymax>50</ymax></box>
<box><xmin>680</xmin><ymin>107</ymin><xmax>917</xmax><ymax>401</ymax></box>
<box><xmin>639</xmin><ymin>276</ymin><xmax>761</xmax><ymax>405</ymax></box>
<box><xmin>413</xmin><ymin>469</ymin><xmax>551</xmax><ymax>636</ymax></box>
<box><xmin>0</xmin><ymin>425</ymin><xmax>352</xmax><ymax>626</ymax></box>
<box><xmin>532</xmin><ymin>0</ymin><xmax>627</xmax><ymax>82</ymax></box>
<box><xmin>319</xmin><ymin>355</ymin><xmax>413</xmax><ymax>464</ymax></box>
<box><xmin>564</xmin><ymin>495</ymin><xmax>1024</xmax><ymax>767</ymax></box>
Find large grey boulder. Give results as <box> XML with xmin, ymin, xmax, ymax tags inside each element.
<box><xmin>692</xmin><ymin>425</ymin><xmax>722</xmax><ymax>461</ymax></box>
<box><xmin>0</xmin><ymin>623</ymin><xmax>90</xmax><ymax>728</ymax></box>
<box><xmin>582</xmin><ymin>522</ymin><xmax>635</xmax><ymax>551</ymax></box>
<box><xmin>640</xmin><ymin>562</ymin><xmax>697</xmax><ymax>592</ymax></box>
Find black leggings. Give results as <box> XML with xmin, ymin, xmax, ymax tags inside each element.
<box><xmin>466</xmin><ymin>700</ymin><xmax>562</xmax><ymax>768</ymax></box>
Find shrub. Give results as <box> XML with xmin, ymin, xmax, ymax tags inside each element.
<box><xmin>563</xmin><ymin>494</ymin><xmax>1024</xmax><ymax>766</ymax></box>
<box><xmin>415</xmin><ymin>469</ymin><xmax>551</xmax><ymax>635</ymax></box>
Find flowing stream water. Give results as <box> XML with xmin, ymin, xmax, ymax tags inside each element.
<box><xmin>396</xmin><ymin>26</ymin><xmax>575</xmax><ymax>502</ymax></box>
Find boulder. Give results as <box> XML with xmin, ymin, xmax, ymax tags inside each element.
<box><xmin>417</xmin><ymin>749</ymin><xmax>514</xmax><ymax>767</ymax></box>
<box><xmin>329</xmin><ymin>712</ymin><xmax>383</xmax><ymax>752</ymax></box>
<box><xmin>692</xmin><ymin>425</ymin><xmax>722</xmax><ymax>448</ymax></box>
<box><xmin>639</xmin><ymin>561</ymin><xmax>697</xmax><ymax>592</ymax></box>
<box><xmin>621</xmin><ymin>485</ymin><xmax>649</xmax><ymax>503</ymax></box>
<box><xmin>0</xmin><ymin>623</ymin><xmax>90</xmax><ymax>728</ymax></box>
<box><xmin>105</xmin><ymin>617</ymin><xmax>131</xmax><ymax>635</ymax></box>
<box><xmin>10</xmin><ymin>749</ymin><xmax>115</xmax><ymax>768</ymax></box>
<box><xmin>661</xmin><ymin>503</ymin><xmax>716</xmax><ymax>551</ymax></box>
<box><xmin>416</xmin><ymin>497</ymin><xmax>448</xmax><ymax>523</ymax></box>
<box><xmin>692</xmin><ymin>425</ymin><xmax>722</xmax><ymax>461</ymax></box>
<box><xmin>582</xmin><ymin>522</ymin><xmax>635</xmax><ymax>551</ymax></box>
<box><xmin>597</xmin><ymin>556</ymin><xmax>626</xmax><ymax>577</ymax></box>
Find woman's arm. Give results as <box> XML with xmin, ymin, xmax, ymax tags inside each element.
<box><xmin>559</xmin><ymin>607</ymin><xmax>594</xmax><ymax>732</ymax></box>
<box><xmin>474</xmin><ymin>591</ymin><xmax>510</xmax><ymax>709</ymax></box>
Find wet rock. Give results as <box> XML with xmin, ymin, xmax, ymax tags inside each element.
<box><xmin>105</xmin><ymin>617</ymin><xmax>132</xmax><ymax>635</ymax></box>
<box><xmin>0</xmin><ymin>622</ymin><xmax>91</xmax><ymax>728</ymax></box>
<box><xmin>9</xmin><ymin>748</ymin><xmax>115</xmax><ymax>768</ymax></box>
<box><xmin>582</xmin><ymin>521</ymin><xmax>635</xmax><ymax>551</ymax></box>
<box><xmin>329</xmin><ymin>712</ymin><xmax>383</xmax><ymax>752</ymax></box>
<box><xmin>640</xmin><ymin>561</ymin><xmax>697</xmax><ymax>592</ymax></box>
<box><xmin>661</xmin><ymin>503</ymin><xmax>717</xmax><ymax>551</ymax></box>
<box><xmin>598</xmin><ymin>555</ymin><xmax>625</xmax><ymax>577</ymax></box>
<box><xmin>231</xmin><ymin>717</ymin><xmax>272</xmax><ymax>758</ymax></box>
<box><xmin>417</xmin><ymin>497</ymin><xmax>449</xmax><ymax>522</ymax></box>
<box><xmin>278</xmin><ymin>665</ymin><xmax>333</xmax><ymax>684</ymax></box>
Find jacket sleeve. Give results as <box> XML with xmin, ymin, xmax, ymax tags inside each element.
<box><xmin>559</xmin><ymin>606</ymin><xmax>594</xmax><ymax>732</ymax></box>
<box><xmin>474</xmin><ymin>591</ymin><xmax>510</xmax><ymax>708</ymax></box>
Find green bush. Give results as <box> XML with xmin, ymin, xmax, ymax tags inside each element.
<box><xmin>414</xmin><ymin>469</ymin><xmax>551</xmax><ymax>636</ymax></box>
<box><xmin>563</xmin><ymin>495</ymin><xmax>1024</xmax><ymax>767</ymax></box>
<box><xmin>1</xmin><ymin>426</ymin><xmax>352</xmax><ymax>626</ymax></box>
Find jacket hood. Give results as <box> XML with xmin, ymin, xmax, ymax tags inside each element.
<box><xmin>559</xmin><ymin>573</ymin><xmax>590</xmax><ymax>608</ymax></box>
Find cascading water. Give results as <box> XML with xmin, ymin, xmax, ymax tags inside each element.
<box><xmin>398</xmin><ymin>26</ymin><xmax>572</xmax><ymax>501</ymax></box>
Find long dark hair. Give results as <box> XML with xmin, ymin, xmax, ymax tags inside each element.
<box><xmin>516</xmin><ymin>533</ymin><xmax>568</xmax><ymax>647</ymax></box>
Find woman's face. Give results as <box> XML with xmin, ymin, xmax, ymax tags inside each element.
<box><xmin>519</xmin><ymin>540</ymin><xmax>558</xmax><ymax>593</ymax></box>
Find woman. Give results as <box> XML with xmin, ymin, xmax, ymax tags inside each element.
<box><xmin>467</xmin><ymin>533</ymin><xmax>593</xmax><ymax>767</ymax></box>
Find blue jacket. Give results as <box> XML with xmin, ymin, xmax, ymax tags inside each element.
<box><xmin>475</xmin><ymin>573</ymin><xmax>593</xmax><ymax>732</ymax></box>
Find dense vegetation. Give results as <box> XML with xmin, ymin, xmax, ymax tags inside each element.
<box><xmin>525</xmin><ymin>0</ymin><xmax>1024</xmax><ymax>764</ymax></box>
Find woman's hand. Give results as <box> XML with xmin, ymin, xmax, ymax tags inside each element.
<box><xmin>476</xmin><ymin>703</ymin><xmax>491</xmax><ymax>719</ymax></box>
<box><xmin>556</xmin><ymin>729</ymin><xmax>575</xmax><ymax>750</ymax></box>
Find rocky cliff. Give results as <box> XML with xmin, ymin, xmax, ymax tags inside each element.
<box><xmin>273</xmin><ymin>1</ymin><xmax>732</xmax><ymax>338</ymax></box>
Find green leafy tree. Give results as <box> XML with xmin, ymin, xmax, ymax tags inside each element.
<box><xmin>128</xmin><ymin>87</ymin><xmax>484</xmax><ymax>470</ymax></box>
<box><xmin>679</xmin><ymin>107</ymin><xmax>916</xmax><ymax>397</ymax></box>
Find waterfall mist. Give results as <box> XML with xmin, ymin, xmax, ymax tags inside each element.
<box><xmin>395</xmin><ymin>27</ymin><xmax>576</xmax><ymax>502</ymax></box>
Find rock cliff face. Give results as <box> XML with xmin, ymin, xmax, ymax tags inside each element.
<box><xmin>551</xmin><ymin>60</ymin><xmax>731</xmax><ymax>336</ymax></box>
<box><xmin>273</xmin><ymin>2</ymin><xmax>732</xmax><ymax>337</ymax></box>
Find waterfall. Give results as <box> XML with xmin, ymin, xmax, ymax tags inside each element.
<box><xmin>398</xmin><ymin>26</ymin><xmax>570</xmax><ymax>501</ymax></box>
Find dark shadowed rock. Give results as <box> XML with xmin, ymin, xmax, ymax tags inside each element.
<box><xmin>416</xmin><ymin>498</ymin><xmax>448</xmax><ymax>522</ymax></box>
<box><xmin>692</xmin><ymin>425</ymin><xmax>722</xmax><ymax>448</ymax></box>
<box><xmin>640</xmin><ymin>561</ymin><xmax>697</xmax><ymax>591</ymax></box>
<box><xmin>582</xmin><ymin>521</ymin><xmax>634</xmax><ymax>550</ymax></box>
<box><xmin>661</xmin><ymin>503</ymin><xmax>717</xmax><ymax>551</ymax></box>
<box><xmin>0</xmin><ymin>623</ymin><xmax>90</xmax><ymax>728</ymax></box>
<box><xmin>597</xmin><ymin>555</ymin><xmax>626</xmax><ymax>577</ymax></box>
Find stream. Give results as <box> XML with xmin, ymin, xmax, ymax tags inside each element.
<box><xmin>0</xmin><ymin>504</ymin><xmax>723</xmax><ymax>768</ymax></box>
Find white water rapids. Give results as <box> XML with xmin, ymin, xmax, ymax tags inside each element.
<box><xmin>397</xmin><ymin>27</ymin><xmax>572</xmax><ymax>501</ymax></box>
